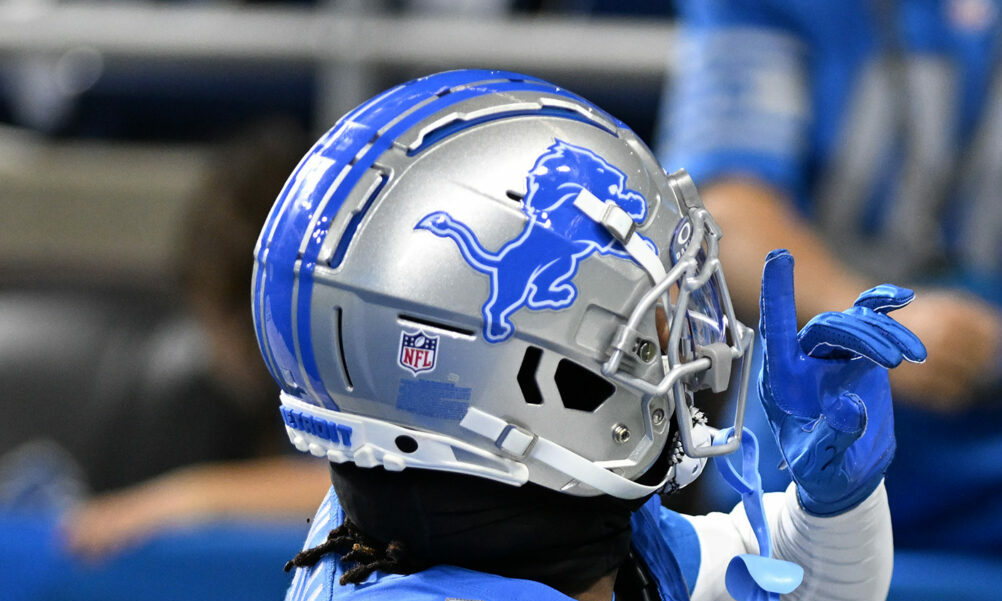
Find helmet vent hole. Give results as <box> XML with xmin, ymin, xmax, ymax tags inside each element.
<box><xmin>398</xmin><ymin>314</ymin><xmax>475</xmax><ymax>338</ymax></box>
<box><xmin>517</xmin><ymin>346</ymin><xmax>544</xmax><ymax>405</ymax></box>
<box><xmin>506</xmin><ymin>190</ymin><xmax>525</xmax><ymax>203</ymax></box>
<box><xmin>555</xmin><ymin>360</ymin><xmax>615</xmax><ymax>412</ymax></box>
<box><xmin>394</xmin><ymin>436</ymin><xmax>418</xmax><ymax>454</ymax></box>
<box><xmin>334</xmin><ymin>307</ymin><xmax>354</xmax><ymax>390</ymax></box>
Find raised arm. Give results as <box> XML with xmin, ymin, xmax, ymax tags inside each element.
<box><xmin>685</xmin><ymin>483</ymin><xmax>892</xmax><ymax>601</ymax></box>
<box><xmin>683</xmin><ymin>248</ymin><xmax>919</xmax><ymax>600</ymax></box>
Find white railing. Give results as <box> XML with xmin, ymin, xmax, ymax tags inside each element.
<box><xmin>0</xmin><ymin>5</ymin><xmax>678</xmax><ymax>276</ymax></box>
<box><xmin>0</xmin><ymin>4</ymin><xmax>675</xmax><ymax>77</ymax></box>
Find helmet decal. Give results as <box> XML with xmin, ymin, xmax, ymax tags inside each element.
<box><xmin>416</xmin><ymin>139</ymin><xmax>653</xmax><ymax>343</ymax></box>
<box><xmin>398</xmin><ymin>330</ymin><xmax>440</xmax><ymax>375</ymax></box>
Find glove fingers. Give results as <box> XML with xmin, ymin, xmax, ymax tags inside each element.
<box><xmin>853</xmin><ymin>284</ymin><xmax>915</xmax><ymax>314</ymax></box>
<box><xmin>798</xmin><ymin>312</ymin><xmax>904</xmax><ymax>368</ymax></box>
<box><xmin>847</xmin><ymin>306</ymin><xmax>928</xmax><ymax>364</ymax></box>
<box><xmin>759</xmin><ymin>249</ymin><xmax>801</xmax><ymax>364</ymax></box>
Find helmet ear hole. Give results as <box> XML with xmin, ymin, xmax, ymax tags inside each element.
<box><xmin>555</xmin><ymin>360</ymin><xmax>615</xmax><ymax>412</ymax></box>
<box><xmin>395</xmin><ymin>436</ymin><xmax>419</xmax><ymax>454</ymax></box>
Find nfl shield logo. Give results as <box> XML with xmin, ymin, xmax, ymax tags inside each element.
<box><xmin>398</xmin><ymin>330</ymin><xmax>439</xmax><ymax>375</ymax></box>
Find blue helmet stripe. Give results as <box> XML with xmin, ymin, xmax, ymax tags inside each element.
<box><xmin>252</xmin><ymin>77</ymin><xmax>442</xmax><ymax>401</ymax></box>
<box><xmin>254</xmin><ymin>81</ymin><xmax>407</xmax><ymax>258</ymax></box>
<box><xmin>253</xmin><ymin>71</ymin><xmax>527</xmax><ymax>398</ymax></box>
<box><xmin>255</xmin><ymin>70</ymin><xmax>612</xmax><ymax>408</ymax></box>
<box><xmin>250</xmin><ymin>256</ymin><xmax>282</xmax><ymax>387</ymax></box>
<box><xmin>251</xmin><ymin>81</ymin><xmax>416</xmax><ymax>379</ymax></box>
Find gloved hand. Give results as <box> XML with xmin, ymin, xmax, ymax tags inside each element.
<box><xmin>758</xmin><ymin>249</ymin><xmax>927</xmax><ymax>516</ymax></box>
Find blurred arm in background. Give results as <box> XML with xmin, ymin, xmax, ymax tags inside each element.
<box><xmin>659</xmin><ymin>0</ymin><xmax>1002</xmax><ymax>413</ymax></box>
<box><xmin>701</xmin><ymin>178</ymin><xmax>1002</xmax><ymax>412</ymax></box>
<box><xmin>64</xmin><ymin>457</ymin><xmax>328</xmax><ymax>560</ymax></box>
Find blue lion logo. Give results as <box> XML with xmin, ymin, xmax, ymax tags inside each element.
<box><xmin>416</xmin><ymin>139</ymin><xmax>652</xmax><ymax>343</ymax></box>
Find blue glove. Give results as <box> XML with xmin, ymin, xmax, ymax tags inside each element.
<box><xmin>758</xmin><ymin>249</ymin><xmax>927</xmax><ymax>516</ymax></box>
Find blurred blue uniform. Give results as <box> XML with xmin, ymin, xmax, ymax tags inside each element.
<box><xmin>659</xmin><ymin>0</ymin><xmax>1002</xmax><ymax>551</ymax></box>
<box><xmin>284</xmin><ymin>488</ymin><xmax>698</xmax><ymax>601</ymax></box>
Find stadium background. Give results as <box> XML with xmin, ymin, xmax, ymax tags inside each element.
<box><xmin>0</xmin><ymin>2</ymin><xmax>990</xmax><ymax>600</ymax></box>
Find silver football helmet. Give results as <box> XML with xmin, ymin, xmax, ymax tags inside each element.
<box><xmin>252</xmin><ymin>70</ymin><xmax>753</xmax><ymax>499</ymax></box>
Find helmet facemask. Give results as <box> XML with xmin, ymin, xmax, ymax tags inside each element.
<box><xmin>577</xmin><ymin>170</ymin><xmax>755</xmax><ymax>496</ymax></box>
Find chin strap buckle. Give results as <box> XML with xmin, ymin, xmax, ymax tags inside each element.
<box><xmin>572</xmin><ymin>187</ymin><xmax>667</xmax><ymax>283</ymax></box>
<box><xmin>495</xmin><ymin>424</ymin><xmax>538</xmax><ymax>459</ymax></box>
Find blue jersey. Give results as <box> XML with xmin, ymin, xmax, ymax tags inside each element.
<box><xmin>284</xmin><ymin>487</ymin><xmax>699</xmax><ymax>601</ymax></box>
<box><xmin>660</xmin><ymin>0</ymin><xmax>1002</xmax><ymax>549</ymax></box>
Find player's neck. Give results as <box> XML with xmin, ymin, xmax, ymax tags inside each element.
<box><xmin>572</xmin><ymin>569</ymin><xmax>617</xmax><ymax>601</ymax></box>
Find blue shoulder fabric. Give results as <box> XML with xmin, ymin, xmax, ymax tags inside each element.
<box><xmin>631</xmin><ymin>496</ymin><xmax>697</xmax><ymax>600</ymax></box>
<box><xmin>285</xmin><ymin>487</ymin><xmax>339</xmax><ymax>601</ymax></box>
<box><xmin>328</xmin><ymin>565</ymin><xmax>577</xmax><ymax>601</ymax></box>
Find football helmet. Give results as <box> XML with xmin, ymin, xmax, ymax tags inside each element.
<box><xmin>252</xmin><ymin>70</ymin><xmax>753</xmax><ymax>499</ymax></box>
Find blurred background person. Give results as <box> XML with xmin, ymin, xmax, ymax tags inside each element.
<box><xmin>657</xmin><ymin>0</ymin><xmax>1002</xmax><ymax>566</ymax></box>
<box><xmin>0</xmin><ymin>116</ymin><xmax>332</xmax><ymax>600</ymax></box>
<box><xmin>59</xmin><ymin>119</ymin><xmax>332</xmax><ymax>561</ymax></box>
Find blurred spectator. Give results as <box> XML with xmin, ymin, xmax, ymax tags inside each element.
<box><xmin>658</xmin><ymin>0</ymin><xmax>1002</xmax><ymax>552</ymax></box>
<box><xmin>44</xmin><ymin>118</ymin><xmax>331</xmax><ymax>559</ymax></box>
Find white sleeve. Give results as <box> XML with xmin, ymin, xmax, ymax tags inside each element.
<box><xmin>685</xmin><ymin>481</ymin><xmax>893</xmax><ymax>601</ymax></box>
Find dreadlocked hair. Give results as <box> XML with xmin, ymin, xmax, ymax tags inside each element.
<box><xmin>284</xmin><ymin>517</ymin><xmax>429</xmax><ymax>585</ymax></box>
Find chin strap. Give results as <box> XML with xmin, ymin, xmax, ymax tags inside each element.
<box><xmin>460</xmin><ymin>408</ymin><xmax>662</xmax><ymax>499</ymax></box>
<box><xmin>460</xmin><ymin>407</ymin><xmax>713</xmax><ymax>499</ymax></box>
<box><xmin>572</xmin><ymin>187</ymin><xmax>668</xmax><ymax>283</ymax></box>
<box><xmin>280</xmin><ymin>392</ymin><xmax>713</xmax><ymax>500</ymax></box>
<box><xmin>713</xmin><ymin>427</ymin><xmax>804</xmax><ymax>601</ymax></box>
